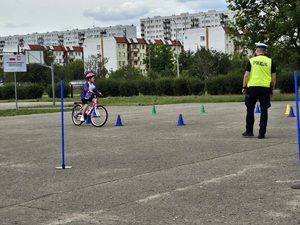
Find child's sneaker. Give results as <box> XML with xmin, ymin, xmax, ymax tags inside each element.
<box><xmin>80</xmin><ymin>115</ymin><xmax>85</xmax><ymax>122</ymax></box>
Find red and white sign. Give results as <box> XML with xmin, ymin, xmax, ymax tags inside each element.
<box><xmin>3</xmin><ymin>55</ymin><xmax>27</xmax><ymax>72</ymax></box>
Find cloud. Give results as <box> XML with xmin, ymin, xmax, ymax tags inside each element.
<box><xmin>175</xmin><ymin>0</ymin><xmax>228</xmax><ymax>10</ymax></box>
<box><xmin>4</xmin><ymin>23</ymin><xmax>30</xmax><ymax>29</ymax></box>
<box><xmin>83</xmin><ymin>1</ymin><xmax>149</xmax><ymax>22</ymax></box>
<box><xmin>175</xmin><ymin>0</ymin><xmax>197</xmax><ymax>2</ymax></box>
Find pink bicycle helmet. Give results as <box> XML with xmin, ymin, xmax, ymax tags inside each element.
<box><xmin>86</xmin><ymin>73</ymin><xmax>95</xmax><ymax>78</ymax></box>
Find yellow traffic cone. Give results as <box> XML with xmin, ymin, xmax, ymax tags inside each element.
<box><xmin>285</xmin><ymin>104</ymin><xmax>290</xmax><ymax>115</ymax></box>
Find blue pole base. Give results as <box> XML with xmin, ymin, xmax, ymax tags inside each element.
<box><xmin>55</xmin><ymin>166</ymin><xmax>72</xmax><ymax>169</ymax></box>
<box><xmin>291</xmin><ymin>184</ymin><xmax>300</xmax><ymax>189</ymax></box>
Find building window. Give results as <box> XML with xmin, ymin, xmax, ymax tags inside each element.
<box><xmin>200</xmin><ymin>36</ymin><xmax>205</xmax><ymax>42</ymax></box>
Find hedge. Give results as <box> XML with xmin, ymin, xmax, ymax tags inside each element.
<box><xmin>46</xmin><ymin>82</ymin><xmax>70</xmax><ymax>98</ymax></box>
<box><xmin>277</xmin><ymin>70</ymin><xmax>298</xmax><ymax>93</ymax></box>
<box><xmin>0</xmin><ymin>83</ymin><xmax>44</xmax><ymax>100</ymax></box>
<box><xmin>206</xmin><ymin>72</ymin><xmax>243</xmax><ymax>95</ymax></box>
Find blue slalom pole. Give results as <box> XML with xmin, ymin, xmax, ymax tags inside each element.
<box><xmin>294</xmin><ymin>71</ymin><xmax>300</xmax><ymax>164</ymax></box>
<box><xmin>60</xmin><ymin>80</ymin><xmax>65</xmax><ymax>169</ymax></box>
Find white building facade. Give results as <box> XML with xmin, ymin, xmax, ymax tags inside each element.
<box><xmin>184</xmin><ymin>26</ymin><xmax>234</xmax><ymax>54</ymax></box>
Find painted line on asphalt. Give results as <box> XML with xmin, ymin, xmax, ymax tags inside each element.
<box><xmin>136</xmin><ymin>163</ymin><xmax>270</xmax><ymax>203</ymax></box>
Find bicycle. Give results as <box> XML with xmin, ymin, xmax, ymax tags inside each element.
<box><xmin>72</xmin><ymin>94</ymin><xmax>108</xmax><ymax>127</ymax></box>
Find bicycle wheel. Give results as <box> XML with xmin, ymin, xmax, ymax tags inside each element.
<box><xmin>72</xmin><ymin>104</ymin><xmax>84</xmax><ymax>126</ymax></box>
<box><xmin>90</xmin><ymin>105</ymin><xmax>108</xmax><ymax>127</ymax></box>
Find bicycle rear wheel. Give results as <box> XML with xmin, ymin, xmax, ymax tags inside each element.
<box><xmin>90</xmin><ymin>105</ymin><xmax>108</xmax><ymax>127</ymax></box>
<box><xmin>72</xmin><ymin>104</ymin><xmax>84</xmax><ymax>126</ymax></box>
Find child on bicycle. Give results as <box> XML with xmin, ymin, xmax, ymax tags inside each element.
<box><xmin>79</xmin><ymin>72</ymin><xmax>102</xmax><ymax>121</ymax></box>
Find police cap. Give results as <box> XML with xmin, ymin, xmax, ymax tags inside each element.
<box><xmin>255</xmin><ymin>43</ymin><xmax>268</xmax><ymax>49</ymax></box>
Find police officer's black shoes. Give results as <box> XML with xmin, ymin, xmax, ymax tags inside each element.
<box><xmin>258</xmin><ymin>134</ymin><xmax>265</xmax><ymax>139</ymax></box>
<box><xmin>242</xmin><ymin>131</ymin><xmax>254</xmax><ymax>137</ymax></box>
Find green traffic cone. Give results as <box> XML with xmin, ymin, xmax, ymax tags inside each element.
<box><xmin>152</xmin><ymin>105</ymin><xmax>156</xmax><ymax>114</ymax></box>
<box><xmin>200</xmin><ymin>104</ymin><xmax>205</xmax><ymax>114</ymax></box>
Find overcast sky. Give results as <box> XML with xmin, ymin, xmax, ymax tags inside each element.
<box><xmin>0</xmin><ymin>0</ymin><xmax>228</xmax><ymax>37</ymax></box>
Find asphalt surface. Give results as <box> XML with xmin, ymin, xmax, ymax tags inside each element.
<box><xmin>1</xmin><ymin>101</ymin><xmax>300</xmax><ymax>225</ymax></box>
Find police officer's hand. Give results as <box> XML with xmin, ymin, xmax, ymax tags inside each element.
<box><xmin>242</xmin><ymin>88</ymin><xmax>247</xmax><ymax>94</ymax></box>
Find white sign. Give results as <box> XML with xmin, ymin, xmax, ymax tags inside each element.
<box><xmin>3</xmin><ymin>55</ymin><xmax>27</xmax><ymax>72</ymax></box>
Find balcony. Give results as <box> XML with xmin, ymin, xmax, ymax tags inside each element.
<box><xmin>130</xmin><ymin>48</ymin><xmax>139</xmax><ymax>53</ymax></box>
<box><xmin>131</xmin><ymin>56</ymin><xmax>139</xmax><ymax>61</ymax></box>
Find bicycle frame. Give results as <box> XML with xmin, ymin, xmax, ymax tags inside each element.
<box><xmin>72</xmin><ymin>94</ymin><xmax>108</xmax><ymax>127</ymax></box>
<box><xmin>86</xmin><ymin>95</ymin><xmax>98</xmax><ymax>116</ymax></box>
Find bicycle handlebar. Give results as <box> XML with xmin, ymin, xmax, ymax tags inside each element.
<box><xmin>94</xmin><ymin>92</ymin><xmax>104</xmax><ymax>98</ymax></box>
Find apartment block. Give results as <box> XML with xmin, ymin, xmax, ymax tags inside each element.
<box><xmin>140</xmin><ymin>10</ymin><xmax>236</xmax><ymax>54</ymax></box>
<box><xmin>140</xmin><ymin>10</ymin><xmax>234</xmax><ymax>42</ymax></box>
<box><xmin>0</xmin><ymin>25</ymin><xmax>137</xmax><ymax>53</ymax></box>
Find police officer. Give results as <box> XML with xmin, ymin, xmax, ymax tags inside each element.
<box><xmin>242</xmin><ymin>43</ymin><xmax>277</xmax><ymax>139</ymax></box>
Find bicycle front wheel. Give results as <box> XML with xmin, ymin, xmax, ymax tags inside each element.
<box><xmin>90</xmin><ymin>105</ymin><xmax>108</xmax><ymax>127</ymax></box>
<box><xmin>72</xmin><ymin>104</ymin><xmax>84</xmax><ymax>126</ymax></box>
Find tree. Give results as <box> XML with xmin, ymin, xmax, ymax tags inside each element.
<box><xmin>188</xmin><ymin>47</ymin><xmax>233</xmax><ymax>79</ymax></box>
<box><xmin>65</xmin><ymin>60</ymin><xmax>84</xmax><ymax>80</ymax></box>
<box><xmin>143</xmin><ymin>44</ymin><xmax>175</xmax><ymax>75</ymax></box>
<box><xmin>179</xmin><ymin>49</ymin><xmax>194</xmax><ymax>73</ymax></box>
<box><xmin>109</xmin><ymin>65</ymin><xmax>143</xmax><ymax>80</ymax></box>
<box><xmin>84</xmin><ymin>54</ymin><xmax>109</xmax><ymax>77</ymax></box>
<box><xmin>226</xmin><ymin>0</ymin><xmax>300</xmax><ymax>70</ymax></box>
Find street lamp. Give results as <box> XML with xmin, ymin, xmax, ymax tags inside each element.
<box><xmin>148</xmin><ymin>17</ymin><xmax>151</xmax><ymax>73</ymax></box>
<box><xmin>203</xmin><ymin>13</ymin><xmax>209</xmax><ymax>50</ymax></box>
<box><xmin>171</xmin><ymin>19</ymin><xmax>180</xmax><ymax>78</ymax></box>
<box><xmin>100</xmin><ymin>30</ymin><xmax>106</xmax><ymax>71</ymax></box>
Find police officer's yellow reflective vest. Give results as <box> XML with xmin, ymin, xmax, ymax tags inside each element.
<box><xmin>247</xmin><ymin>55</ymin><xmax>272</xmax><ymax>88</ymax></box>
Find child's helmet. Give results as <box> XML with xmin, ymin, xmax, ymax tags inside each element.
<box><xmin>86</xmin><ymin>73</ymin><xmax>95</xmax><ymax>78</ymax></box>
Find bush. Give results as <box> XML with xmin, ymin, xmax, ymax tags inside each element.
<box><xmin>0</xmin><ymin>83</ymin><xmax>44</xmax><ymax>100</ymax></box>
<box><xmin>277</xmin><ymin>70</ymin><xmax>298</xmax><ymax>93</ymax></box>
<box><xmin>187</xmin><ymin>78</ymin><xmax>205</xmax><ymax>95</ymax></box>
<box><xmin>1</xmin><ymin>83</ymin><xmax>15</xmax><ymax>99</ymax></box>
<box><xmin>206</xmin><ymin>73</ymin><xmax>243</xmax><ymax>95</ymax></box>
<box><xmin>106</xmin><ymin>79</ymin><xmax>120</xmax><ymax>97</ymax></box>
<box><xmin>95</xmin><ymin>78</ymin><xmax>109</xmax><ymax>96</ymax></box>
<box><xmin>46</xmin><ymin>82</ymin><xmax>70</xmax><ymax>98</ymax></box>
<box><xmin>173</xmin><ymin>77</ymin><xmax>189</xmax><ymax>96</ymax></box>
<box><xmin>119</xmin><ymin>80</ymin><xmax>139</xmax><ymax>96</ymax></box>
<box><xmin>156</xmin><ymin>78</ymin><xmax>174</xmax><ymax>96</ymax></box>
<box><xmin>206</xmin><ymin>76</ymin><xmax>227</xmax><ymax>95</ymax></box>
<box><xmin>223</xmin><ymin>72</ymin><xmax>243</xmax><ymax>94</ymax></box>
<box><xmin>22</xmin><ymin>83</ymin><xmax>44</xmax><ymax>99</ymax></box>
<box><xmin>137</xmin><ymin>79</ymin><xmax>156</xmax><ymax>95</ymax></box>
